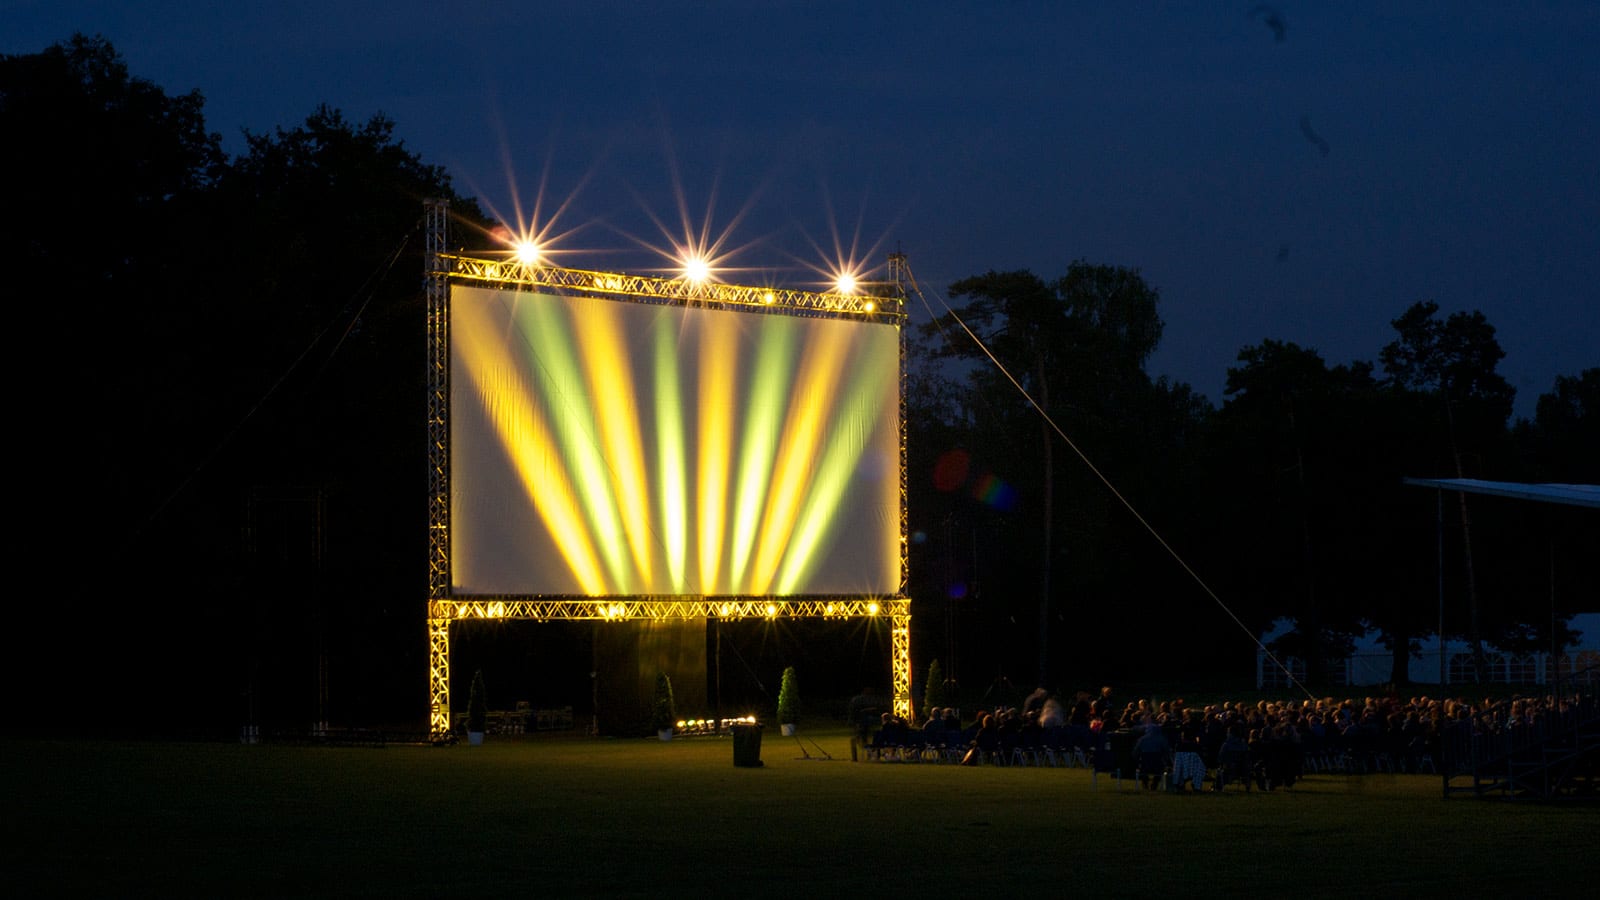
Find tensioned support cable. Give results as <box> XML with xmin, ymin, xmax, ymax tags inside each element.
<box><xmin>131</xmin><ymin>230</ymin><xmax>415</xmax><ymax>543</ymax></box>
<box><xmin>903</xmin><ymin>262</ymin><xmax>1314</xmax><ymax>702</ymax></box>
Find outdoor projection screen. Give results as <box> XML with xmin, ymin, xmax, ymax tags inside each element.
<box><xmin>449</xmin><ymin>284</ymin><xmax>901</xmax><ymax>597</ymax></box>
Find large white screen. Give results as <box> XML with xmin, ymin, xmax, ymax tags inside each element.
<box><xmin>450</xmin><ymin>285</ymin><xmax>901</xmax><ymax>596</ymax></box>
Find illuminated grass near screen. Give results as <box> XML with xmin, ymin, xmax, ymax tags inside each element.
<box><xmin>450</xmin><ymin>284</ymin><xmax>901</xmax><ymax>597</ymax></box>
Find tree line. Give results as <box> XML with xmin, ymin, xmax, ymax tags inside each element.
<box><xmin>4</xmin><ymin>35</ymin><xmax>1592</xmax><ymax>731</ymax></box>
<box><xmin>909</xmin><ymin>269</ymin><xmax>1595</xmax><ymax>694</ymax></box>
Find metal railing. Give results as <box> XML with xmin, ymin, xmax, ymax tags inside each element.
<box><xmin>1440</xmin><ymin>670</ymin><xmax>1598</xmax><ymax>798</ymax></box>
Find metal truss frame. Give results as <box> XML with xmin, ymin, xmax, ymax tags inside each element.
<box><xmin>441</xmin><ymin>253</ymin><xmax>905</xmax><ymax>323</ymax></box>
<box><xmin>430</xmin><ymin>597</ymin><xmax>908</xmax><ymax>621</ymax></box>
<box><xmin>424</xmin><ymin>202</ymin><xmax>912</xmax><ymax>741</ymax></box>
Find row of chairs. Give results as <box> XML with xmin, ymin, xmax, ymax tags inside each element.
<box><xmin>1301</xmin><ymin>747</ymin><xmax>1436</xmax><ymax>774</ymax></box>
<box><xmin>865</xmin><ymin>731</ymin><xmax>1096</xmax><ymax>768</ymax></box>
<box><xmin>867</xmin><ymin>729</ymin><xmax>1438</xmax><ymax>787</ymax></box>
<box><xmin>865</xmin><ymin>731</ymin><xmax>1267</xmax><ymax>793</ymax></box>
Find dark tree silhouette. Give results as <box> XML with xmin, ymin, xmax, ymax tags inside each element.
<box><xmin>918</xmin><ymin>263</ymin><xmax>1171</xmax><ymax>687</ymax></box>
<box><xmin>1381</xmin><ymin>301</ymin><xmax>1515</xmax><ymax>683</ymax></box>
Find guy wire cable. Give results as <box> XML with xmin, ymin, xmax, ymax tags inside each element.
<box><xmin>903</xmin><ymin>260</ymin><xmax>1314</xmax><ymax>701</ymax></box>
<box><xmin>899</xmin><ymin>260</ymin><xmax>1031</xmax><ymax>474</ymax></box>
<box><xmin>130</xmin><ymin>229</ymin><xmax>415</xmax><ymax>543</ymax></box>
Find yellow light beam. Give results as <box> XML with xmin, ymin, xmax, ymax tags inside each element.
<box><xmin>653</xmin><ymin>313</ymin><xmax>689</xmax><ymax>592</ymax></box>
<box><xmin>521</xmin><ymin>294</ymin><xmax>635</xmax><ymax>592</ymax></box>
<box><xmin>455</xmin><ymin>291</ymin><xmax>607</xmax><ymax>593</ymax></box>
<box><xmin>577</xmin><ymin>300</ymin><xmax>656</xmax><ymax>587</ymax></box>
<box><xmin>775</xmin><ymin>330</ymin><xmax>896</xmax><ymax>593</ymax></box>
<box><xmin>747</xmin><ymin>323</ymin><xmax>850</xmax><ymax>592</ymax></box>
<box><xmin>727</xmin><ymin>317</ymin><xmax>798</xmax><ymax>589</ymax></box>
<box><xmin>696</xmin><ymin>314</ymin><xmax>736</xmax><ymax>591</ymax></box>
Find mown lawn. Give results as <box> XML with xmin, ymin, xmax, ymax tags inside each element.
<box><xmin>6</xmin><ymin>727</ymin><xmax>1592</xmax><ymax>898</ymax></box>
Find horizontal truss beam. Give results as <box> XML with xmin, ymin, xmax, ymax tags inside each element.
<box><xmin>429</xmin><ymin>596</ymin><xmax>910</xmax><ymax>622</ymax></box>
<box><xmin>438</xmin><ymin>254</ymin><xmax>905</xmax><ymax>323</ymax></box>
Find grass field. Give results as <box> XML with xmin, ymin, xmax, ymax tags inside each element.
<box><xmin>6</xmin><ymin>726</ymin><xmax>1592</xmax><ymax>898</ymax></box>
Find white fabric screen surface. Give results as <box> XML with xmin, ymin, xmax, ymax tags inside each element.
<box><xmin>449</xmin><ymin>285</ymin><xmax>901</xmax><ymax>596</ymax></box>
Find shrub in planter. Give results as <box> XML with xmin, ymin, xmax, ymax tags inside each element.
<box><xmin>467</xmin><ymin>668</ymin><xmax>488</xmax><ymax>744</ymax></box>
<box><xmin>922</xmin><ymin>659</ymin><xmax>947</xmax><ymax>719</ymax></box>
<box><xmin>776</xmin><ymin>666</ymin><xmax>799</xmax><ymax>735</ymax></box>
<box><xmin>651</xmin><ymin>672</ymin><xmax>677</xmax><ymax>738</ymax></box>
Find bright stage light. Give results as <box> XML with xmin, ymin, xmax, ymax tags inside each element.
<box><xmin>514</xmin><ymin>240</ymin><xmax>541</xmax><ymax>265</ymax></box>
<box><xmin>834</xmin><ymin>272</ymin><xmax>858</xmax><ymax>294</ymax></box>
<box><xmin>682</xmin><ymin>255</ymin><xmax>710</xmax><ymax>284</ymax></box>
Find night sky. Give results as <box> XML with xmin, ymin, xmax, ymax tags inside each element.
<box><xmin>10</xmin><ymin>1</ymin><xmax>1597</xmax><ymax>418</ymax></box>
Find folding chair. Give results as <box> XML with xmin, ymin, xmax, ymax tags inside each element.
<box><xmin>1212</xmin><ymin>746</ymin><xmax>1252</xmax><ymax>792</ymax></box>
<box><xmin>1135</xmin><ymin>750</ymin><xmax>1170</xmax><ymax>791</ymax></box>
<box><xmin>1012</xmin><ymin>731</ymin><xmax>1045</xmax><ymax>766</ymax></box>
<box><xmin>1091</xmin><ymin>745</ymin><xmax>1121</xmax><ymax>790</ymax></box>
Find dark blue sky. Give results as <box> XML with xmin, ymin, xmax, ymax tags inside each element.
<box><xmin>12</xmin><ymin>1</ymin><xmax>1597</xmax><ymax>418</ymax></box>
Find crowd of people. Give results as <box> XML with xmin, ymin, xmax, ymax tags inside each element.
<box><xmin>851</xmin><ymin>683</ymin><xmax>1594</xmax><ymax>791</ymax></box>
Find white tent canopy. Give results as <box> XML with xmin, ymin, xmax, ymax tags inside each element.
<box><xmin>1254</xmin><ymin>478</ymin><xmax>1599</xmax><ymax>688</ymax></box>
<box><xmin>1258</xmin><ymin>614</ymin><xmax>1600</xmax><ymax>689</ymax></box>
<box><xmin>1401</xmin><ymin>478</ymin><xmax>1600</xmax><ymax>508</ymax></box>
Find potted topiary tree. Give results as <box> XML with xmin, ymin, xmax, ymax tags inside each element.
<box><xmin>651</xmin><ymin>672</ymin><xmax>677</xmax><ymax>741</ymax></box>
<box><xmin>776</xmin><ymin>666</ymin><xmax>799</xmax><ymax>736</ymax></box>
<box><xmin>467</xmin><ymin>668</ymin><xmax>488</xmax><ymax>746</ymax></box>
<box><xmin>922</xmin><ymin>658</ymin><xmax>947</xmax><ymax>721</ymax></box>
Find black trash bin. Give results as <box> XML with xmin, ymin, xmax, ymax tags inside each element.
<box><xmin>732</xmin><ymin>723</ymin><xmax>764</xmax><ymax>768</ymax></box>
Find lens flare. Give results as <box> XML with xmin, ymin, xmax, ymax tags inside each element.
<box><xmin>682</xmin><ymin>254</ymin><xmax>711</xmax><ymax>283</ymax></box>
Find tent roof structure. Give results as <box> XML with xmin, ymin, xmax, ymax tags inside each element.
<box><xmin>1402</xmin><ymin>478</ymin><xmax>1600</xmax><ymax>509</ymax></box>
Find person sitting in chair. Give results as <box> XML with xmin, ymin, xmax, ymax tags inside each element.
<box><xmin>1133</xmin><ymin>714</ymin><xmax>1171</xmax><ymax>789</ymax></box>
<box><xmin>1212</xmin><ymin>728</ymin><xmax>1251</xmax><ymax>791</ymax></box>
<box><xmin>846</xmin><ymin>687</ymin><xmax>884</xmax><ymax>760</ymax></box>
<box><xmin>871</xmin><ymin>711</ymin><xmax>911</xmax><ymax>759</ymax></box>
<box><xmin>942</xmin><ymin>707</ymin><xmax>962</xmax><ymax>734</ymax></box>
<box><xmin>1171</xmin><ymin>734</ymin><xmax>1207</xmax><ymax>791</ymax></box>
<box><xmin>960</xmin><ymin>713</ymin><xmax>999</xmax><ymax>766</ymax></box>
